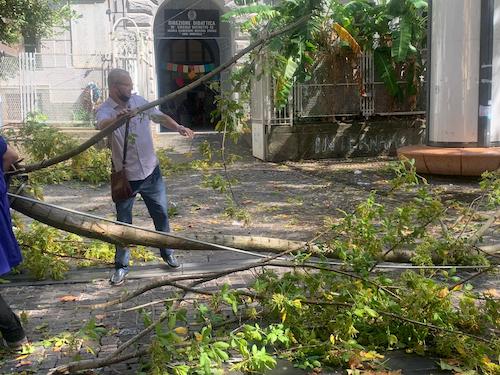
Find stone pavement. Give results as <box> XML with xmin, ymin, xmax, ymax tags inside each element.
<box><xmin>0</xmin><ymin>135</ymin><xmax>497</xmax><ymax>374</ymax></box>
<box><xmin>0</xmin><ymin>249</ymin><xmax>453</xmax><ymax>375</ymax></box>
<box><xmin>0</xmin><ymin>250</ymin><xmax>257</xmax><ymax>374</ymax></box>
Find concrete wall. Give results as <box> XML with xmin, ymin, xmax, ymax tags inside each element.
<box><xmin>264</xmin><ymin>118</ymin><xmax>426</xmax><ymax>162</ymax></box>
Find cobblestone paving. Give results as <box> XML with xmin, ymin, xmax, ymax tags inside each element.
<box><xmin>0</xmin><ymin>141</ymin><xmax>497</xmax><ymax>374</ymax></box>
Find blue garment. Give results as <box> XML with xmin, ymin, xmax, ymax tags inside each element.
<box><xmin>0</xmin><ymin>137</ymin><xmax>22</xmax><ymax>276</ymax></box>
<box><xmin>114</xmin><ymin>165</ymin><xmax>173</xmax><ymax>270</ymax></box>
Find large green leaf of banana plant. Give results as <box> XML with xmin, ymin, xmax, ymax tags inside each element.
<box><xmin>391</xmin><ymin>16</ymin><xmax>413</xmax><ymax>62</ymax></box>
<box><xmin>374</xmin><ymin>48</ymin><xmax>403</xmax><ymax>101</ymax></box>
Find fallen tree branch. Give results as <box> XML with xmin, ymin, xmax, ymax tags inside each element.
<box><xmin>89</xmin><ymin>241</ymin><xmax>312</xmax><ymax>309</ymax></box>
<box><xmin>11</xmin><ymin>193</ymin><xmax>498</xmax><ymax>266</ymax></box>
<box><xmin>88</xmin><ymin>272</ymin><xmax>224</xmax><ymax>309</ymax></box>
<box><xmin>78</xmin><ymin>242</ymin><xmax>323</xmax><ymax>371</ymax></box>
<box><xmin>91</xmin><ymin>258</ymin><xmax>401</xmax><ymax>310</ymax></box>
<box><xmin>267</xmin><ymin>260</ymin><xmax>401</xmax><ymax>300</ymax></box>
<box><xmin>49</xmin><ymin>254</ymin><xmax>495</xmax><ymax>374</ymax></box>
<box><xmin>450</xmin><ymin>265</ymin><xmax>497</xmax><ymax>290</ymax></box>
<box><xmin>110</xmin><ymin>296</ymin><xmax>206</xmax><ymax>313</ymax></box>
<box><xmin>112</xmin><ymin>279</ymin><xmax>494</xmax><ymax>345</ymax></box>
<box><xmin>47</xmin><ymin>348</ymin><xmax>148</xmax><ymax>375</ymax></box>
<box><xmin>467</xmin><ymin>207</ymin><xmax>500</xmax><ymax>245</ymax></box>
<box><xmin>9</xmin><ymin>192</ymin><xmax>313</xmax><ymax>253</ymax></box>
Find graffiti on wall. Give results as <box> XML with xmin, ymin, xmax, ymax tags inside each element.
<box><xmin>313</xmin><ymin>132</ymin><xmax>420</xmax><ymax>156</ymax></box>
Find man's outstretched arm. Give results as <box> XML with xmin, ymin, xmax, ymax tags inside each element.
<box><xmin>151</xmin><ymin>113</ymin><xmax>194</xmax><ymax>138</ymax></box>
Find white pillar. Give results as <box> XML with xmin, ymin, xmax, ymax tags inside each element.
<box><xmin>428</xmin><ymin>0</ymin><xmax>480</xmax><ymax>145</ymax></box>
<box><xmin>490</xmin><ymin>0</ymin><xmax>500</xmax><ymax>143</ymax></box>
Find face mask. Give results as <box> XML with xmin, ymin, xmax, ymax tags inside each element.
<box><xmin>118</xmin><ymin>93</ymin><xmax>130</xmax><ymax>102</ymax></box>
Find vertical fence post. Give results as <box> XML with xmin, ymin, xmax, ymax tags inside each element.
<box><xmin>18</xmin><ymin>52</ymin><xmax>38</xmax><ymax>121</ymax></box>
<box><xmin>19</xmin><ymin>53</ymin><xmax>24</xmax><ymax>120</ymax></box>
<box><xmin>360</xmin><ymin>52</ymin><xmax>375</xmax><ymax>118</ymax></box>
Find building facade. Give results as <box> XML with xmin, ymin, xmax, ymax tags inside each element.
<box><xmin>0</xmin><ymin>0</ymin><xmax>247</xmax><ymax>130</ymax></box>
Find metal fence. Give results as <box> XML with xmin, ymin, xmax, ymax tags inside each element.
<box><xmin>293</xmin><ymin>52</ymin><xmax>425</xmax><ymax>121</ymax></box>
<box><xmin>0</xmin><ymin>52</ymin><xmax>110</xmax><ymax>126</ymax></box>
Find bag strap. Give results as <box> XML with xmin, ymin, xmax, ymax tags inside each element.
<box><xmin>122</xmin><ymin>119</ymin><xmax>130</xmax><ymax>166</ymax></box>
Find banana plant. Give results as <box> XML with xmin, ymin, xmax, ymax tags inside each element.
<box><xmin>223</xmin><ymin>0</ymin><xmax>428</xmax><ymax>109</ymax></box>
<box><xmin>223</xmin><ymin>0</ymin><xmax>322</xmax><ymax>107</ymax></box>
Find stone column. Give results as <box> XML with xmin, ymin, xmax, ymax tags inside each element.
<box><xmin>427</xmin><ymin>0</ymin><xmax>500</xmax><ymax>147</ymax></box>
<box><xmin>398</xmin><ymin>0</ymin><xmax>500</xmax><ymax>175</ymax></box>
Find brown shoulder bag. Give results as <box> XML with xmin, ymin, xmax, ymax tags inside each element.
<box><xmin>111</xmin><ymin>119</ymin><xmax>133</xmax><ymax>202</ymax></box>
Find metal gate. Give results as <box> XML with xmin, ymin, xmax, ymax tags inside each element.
<box><xmin>0</xmin><ymin>52</ymin><xmax>110</xmax><ymax>125</ymax></box>
<box><xmin>110</xmin><ymin>17</ymin><xmax>147</xmax><ymax>97</ymax></box>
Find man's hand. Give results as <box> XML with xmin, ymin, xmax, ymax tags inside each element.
<box><xmin>177</xmin><ymin>125</ymin><xmax>194</xmax><ymax>139</ymax></box>
<box><xmin>150</xmin><ymin>112</ymin><xmax>194</xmax><ymax>138</ymax></box>
<box><xmin>116</xmin><ymin>108</ymin><xmax>137</xmax><ymax>118</ymax></box>
<box><xmin>96</xmin><ymin>108</ymin><xmax>136</xmax><ymax>130</ymax></box>
<box><xmin>3</xmin><ymin>145</ymin><xmax>19</xmax><ymax>172</ymax></box>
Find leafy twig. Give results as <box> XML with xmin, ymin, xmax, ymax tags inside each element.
<box><xmin>467</xmin><ymin>207</ymin><xmax>500</xmax><ymax>245</ymax></box>
<box><xmin>369</xmin><ymin>209</ymin><xmax>446</xmax><ymax>272</ymax></box>
<box><xmin>449</xmin><ymin>265</ymin><xmax>497</xmax><ymax>290</ymax></box>
<box><xmin>296</xmin><ymin>300</ymin><xmax>493</xmax><ymax>344</ymax></box>
<box><xmin>48</xmin><ymin>348</ymin><xmax>148</xmax><ymax>375</ymax></box>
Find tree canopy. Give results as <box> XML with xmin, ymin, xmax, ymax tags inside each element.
<box><xmin>0</xmin><ymin>0</ymin><xmax>73</xmax><ymax>46</ymax></box>
<box><xmin>224</xmin><ymin>0</ymin><xmax>428</xmax><ymax>107</ymax></box>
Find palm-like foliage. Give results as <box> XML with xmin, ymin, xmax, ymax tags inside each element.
<box><xmin>224</xmin><ymin>0</ymin><xmax>427</xmax><ymax>108</ymax></box>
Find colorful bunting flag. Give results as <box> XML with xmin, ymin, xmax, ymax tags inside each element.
<box><xmin>164</xmin><ymin>62</ymin><xmax>215</xmax><ymax>73</ymax></box>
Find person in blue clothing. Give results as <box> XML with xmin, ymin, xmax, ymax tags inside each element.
<box><xmin>0</xmin><ymin>136</ymin><xmax>27</xmax><ymax>349</ymax></box>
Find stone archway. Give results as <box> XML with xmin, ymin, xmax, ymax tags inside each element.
<box><xmin>153</xmin><ymin>0</ymin><xmax>232</xmax><ymax>131</ymax></box>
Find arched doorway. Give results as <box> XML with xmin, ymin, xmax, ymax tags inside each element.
<box><xmin>154</xmin><ymin>2</ymin><xmax>228</xmax><ymax>132</ymax></box>
<box><xmin>156</xmin><ymin>38</ymin><xmax>219</xmax><ymax>131</ymax></box>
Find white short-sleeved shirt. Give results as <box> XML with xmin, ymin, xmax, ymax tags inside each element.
<box><xmin>96</xmin><ymin>94</ymin><xmax>163</xmax><ymax>181</ymax></box>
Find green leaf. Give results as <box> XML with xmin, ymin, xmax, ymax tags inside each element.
<box><xmin>365</xmin><ymin>307</ymin><xmax>379</xmax><ymax>318</ymax></box>
<box><xmin>374</xmin><ymin>48</ymin><xmax>403</xmax><ymax>101</ymax></box>
<box><xmin>199</xmin><ymin>352</ymin><xmax>211</xmax><ymax>374</ymax></box>
<box><xmin>274</xmin><ymin>57</ymin><xmax>298</xmax><ymax>107</ymax></box>
<box><xmin>391</xmin><ymin>16</ymin><xmax>412</xmax><ymax>62</ymax></box>
<box><xmin>214</xmin><ymin>347</ymin><xmax>229</xmax><ymax>361</ymax></box>
<box><xmin>354</xmin><ymin>308</ymin><xmax>365</xmax><ymax>317</ymax></box>
<box><xmin>173</xmin><ymin>365</ymin><xmax>190</xmax><ymax>375</ymax></box>
<box><xmin>221</xmin><ymin>4</ymin><xmax>275</xmax><ymax>21</ymax></box>
<box><xmin>408</xmin><ymin>0</ymin><xmax>428</xmax><ymax>9</ymax></box>
<box><xmin>201</xmin><ymin>326</ymin><xmax>212</xmax><ymax>342</ymax></box>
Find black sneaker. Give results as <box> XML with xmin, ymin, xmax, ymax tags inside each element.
<box><xmin>162</xmin><ymin>253</ymin><xmax>180</xmax><ymax>268</ymax></box>
<box><xmin>110</xmin><ymin>268</ymin><xmax>129</xmax><ymax>286</ymax></box>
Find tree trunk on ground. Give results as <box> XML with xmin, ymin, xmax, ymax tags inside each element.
<box><xmin>9</xmin><ymin>193</ymin><xmax>311</xmax><ymax>253</ymax></box>
<box><xmin>10</xmin><ymin>193</ymin><xmax>499</xmax><ymax>264</ymax></box>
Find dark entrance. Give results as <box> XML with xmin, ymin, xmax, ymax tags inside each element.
<box><xmin>156</xmin><ymin>39</ymin><xmax>220</xmax><ymax>131</ymax></box>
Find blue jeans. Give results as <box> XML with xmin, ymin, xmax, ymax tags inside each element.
<box><xmin>114</xmin><ymin>166</ymin><xmax>173</xmax><ymax>270</ymax></box>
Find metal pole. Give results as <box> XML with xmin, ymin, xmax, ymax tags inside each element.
<box><xmin>478</xmin><ymin>0</ymin><xmax>494</xmax><ymax>147</ymax></box>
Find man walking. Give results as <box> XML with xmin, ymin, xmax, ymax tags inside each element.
<box><xmin>96</xmin><ymin>68</ymin><xmax>194</xmax><ymax>286</ymax></box>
